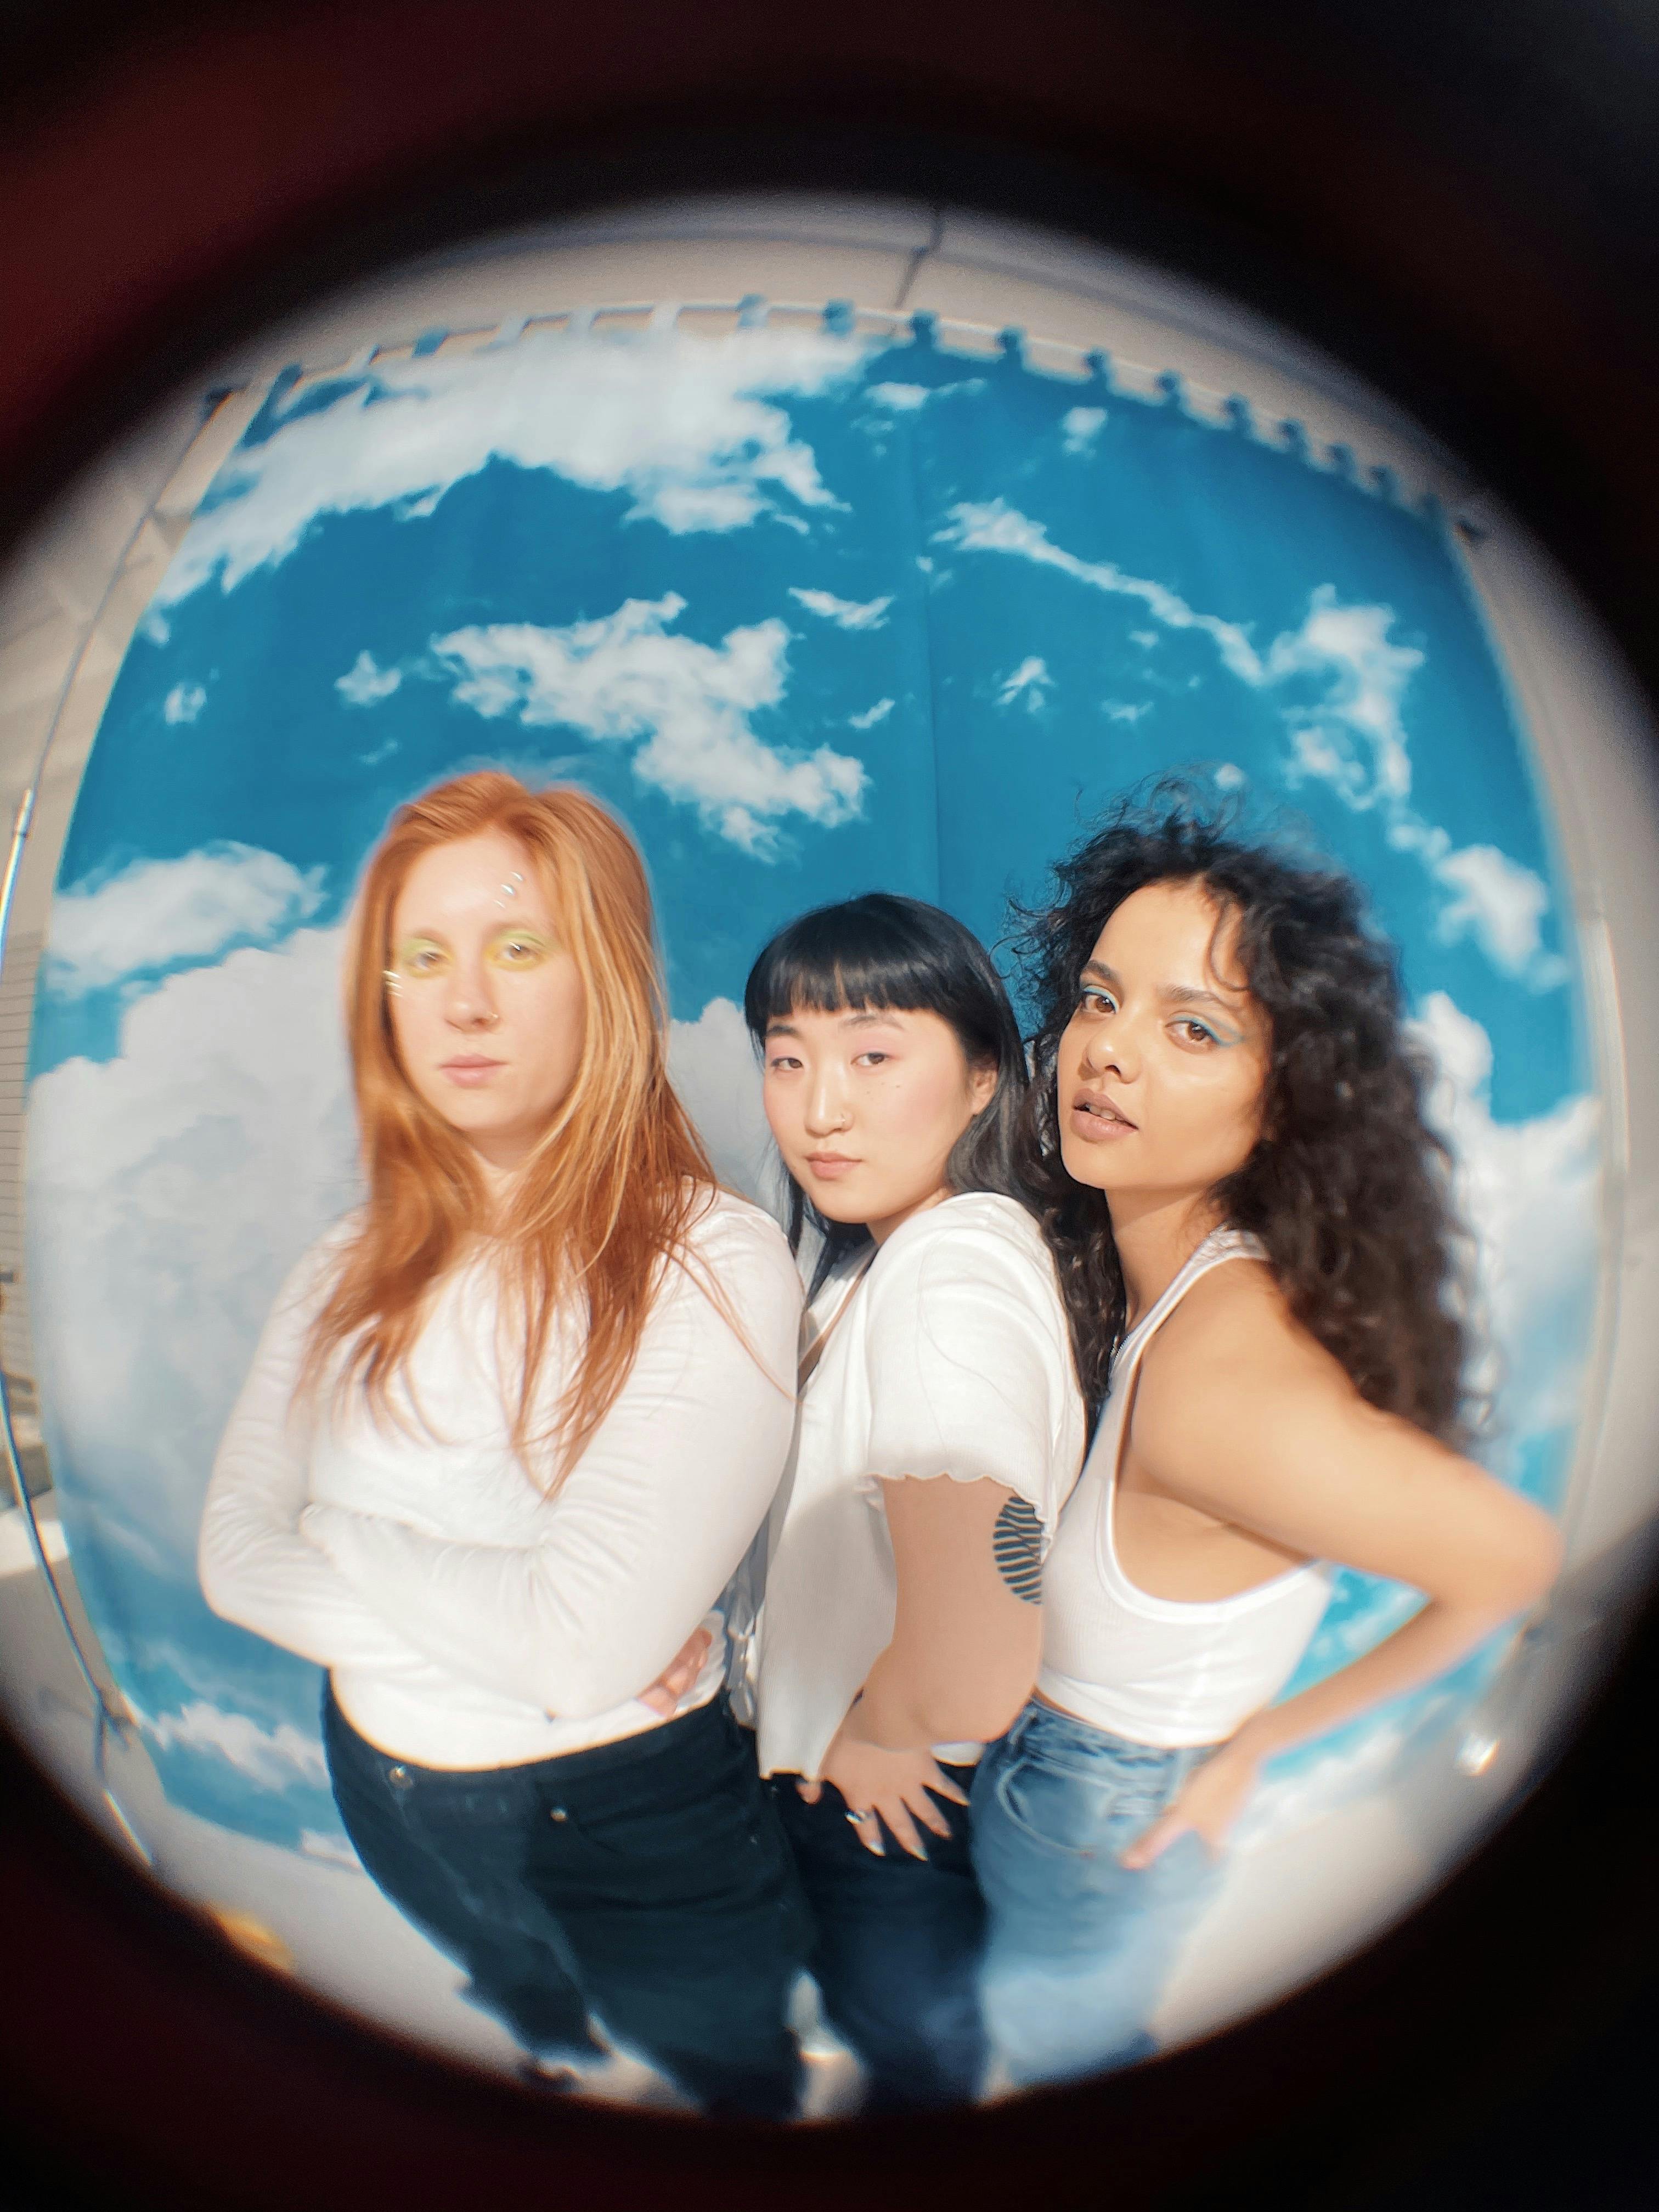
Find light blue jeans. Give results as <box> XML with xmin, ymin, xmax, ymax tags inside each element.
<box><xmin>970</xmin><ymin>1699</ymin><xmax>1226</xmax><ymax>2088</ymax></box>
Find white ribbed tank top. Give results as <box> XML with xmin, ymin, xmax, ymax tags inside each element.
<box><xmin>1037</xmin><ymin>1227</ymin><xmax>1333</xmax><ymax>1748</ymax></box>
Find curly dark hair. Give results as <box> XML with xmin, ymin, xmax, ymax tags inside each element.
<box><xmin>1013</xmin><ymin>785</ymin><xmax>1477</xmax><ymax>1444</ymax></box>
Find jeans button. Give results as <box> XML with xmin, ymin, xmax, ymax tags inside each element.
<box><xmin>549</xmin><ymin>1807</ymin><xmax>568</xmax><ymax>1824</ymax></box>
<box><xmin>386</xmin><ymin>1764</ymin><xmax>412</xmax><ymax>1791</ymax></box>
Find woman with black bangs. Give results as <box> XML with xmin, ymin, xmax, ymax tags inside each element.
<box><xmin>971</xmin><ymin>794</ymin><xmax>1562</xmax><ymax>2089</ymax></box>
<box><xmin>739</xmin><ymin>893</ymin><xmax>1085</xmax><ymax>2116</ymax></box>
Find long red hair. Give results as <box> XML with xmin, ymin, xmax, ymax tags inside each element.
<box><xmin>302</xmin><ymin>770</ymin><xmax>724</xmax><ymax>1487</ymax></box>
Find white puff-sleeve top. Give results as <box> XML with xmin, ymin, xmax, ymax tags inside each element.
<box><xmin>198</xmin><ymin>1188</ymin><xmax>802</xmax><ymax>1771</ymax></box>
<box><xmin>754</xmin><ymin>1190</ymin><xmax>1086</xmax><ymax>1780</ymax></box>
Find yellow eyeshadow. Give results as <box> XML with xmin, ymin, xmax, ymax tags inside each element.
<box><xmin>393</xmin><ymin>936</ymin><xmax>448</xmax><ymax>975</ymax></box>
<box><xmin>486</xmin><ymin>929</ymin><xmax>553</xmax><ymax>966</ymax></box>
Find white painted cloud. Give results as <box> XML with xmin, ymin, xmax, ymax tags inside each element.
<box><xmin>155</xmin><ymin>324</ymin><xmax>868</xmax><ymax>608</ymax></box>
<box><xmin>936</xmin><ymin>500</ymin><xmax>1567</xmax><ymax>988</ymax></box>
<box><xmin>1062</xmin><ymin>404</ymin><xmax>1107</xmax><ymax>455</ymax></box>
<box><xmin>27</xmin><ymin>926</ymin><xmax>361</xmax><ymax>1565</ymax></box>
<box><xmin>1103</xmin><ymin>699</ymin><xmax>1149</xmax><ymax>725</ymax></box>
<box><xmin>997</xmin><ymin>656</ymin><xmax>1053</xmax><ymax>710</ymax></box>
<box><xmin>941</xmin><ymin>510</ymin><xmax>1421</xmax><ymax>800</ymax></box>
<box><xmin>787</xmin><ymin>588</ymin><xmax>893</xmax><ymax>631</ymax></box>
<box><xmin>130</xmin><ymin>1696</ymin><xmax>329</xmax><ymax>1791</ymax></box>
<box><xmin>867</xmin><ymin>382</ymin><xmax>930</xmax><ymax>411</ymax></box>
<box><xmin>1267</xmin><ymin>586</ymin><xmax>1421</xmax><ymax>807</ymax></box>
<box><xmin>667</xmin><ymin>995</ymin><xmax>778</xmax><ymax>1209</ymax></box>
<box><xmin>1412</xmin><ymin>990</ymin><xmax>1600</xmax><ymax>1438</ymax></box>
<box><xmin>1214</xmin><ymin>761</ymin><xmax>1246</xmax><ymax>790</ymax></box>
<box><xmin>164</xmin><ymin>680</ymin><xmax>206</xmax><ymax>725</ymax></box>
<box><xmin>1429</xmin><ymin>842</ymin><xmax>1567</xmax><ymax>986</ymax></box>
<box><xmin>43</xmin><ymin>843</ymin><xmax>328</xmax><ymax>998</ymax></box>
<box><xmin>431</xmin><ymin>592</ymin><xmax>866</xmax><ymax>857</ymax></box>
<box><xmin>942</xmin><ymin>502</ymin><xmax>1265</xmax><ymax>681</ymax></box>
<box><xmin>849</xmin><ymin>697</ymin><xmax>894</xmax><ymax>730</ymax></box>
<box><xmin>335</xmin><ymin>650</ymin><xmax>402</xmax><ymax>706</ymax></box>
<box><xmin>938</xmin><ymin>501</ymin><xmax>1266</xmax><ymax>683</ymax></box>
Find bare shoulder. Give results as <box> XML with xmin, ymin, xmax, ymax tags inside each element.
<box><xmin>1132</xmin><ymin>1255</ymin><xmax>1359</xmax><ymax>1487</ymax></box>
<box><xmin>1145</xmin><ymin>1254</ymin><xmax>1321</xmax><ymax>1379</ymax></box>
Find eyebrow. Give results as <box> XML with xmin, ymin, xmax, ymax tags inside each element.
<box><xmin>1080</xmin><ymin>960</ymin><xmax>1245</xmax><ymax>1019</ymax></box>
<box><xmin>765</xmin><ymin>1008</ymin><xmax>906</xmax><ymax>1038</ymax></box>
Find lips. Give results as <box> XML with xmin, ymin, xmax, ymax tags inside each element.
<box><xmin>1073</xmin><ymin>1091</ymin><xmax>1135</xmax><ymax>1127</ymax></box>
<box><xmin>1068</xmin><ymin>1090</ymin><xmax>1137</xmax><ymax>1142</ymax></box>
<box><xmin>804</xmin><ymin>1152</ymin><xmax>859</xmax><ymax>1178</ymax></box>
<box><xmin>440</xmin><ymin>1056</ymin><xmax>504</xmax><ymax>1087</ymax></box>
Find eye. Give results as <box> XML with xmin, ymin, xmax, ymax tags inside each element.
<box><xmin>489</xmin><ymin>934</ymin><xmax>548</xmax><ymax>967</ymax></box>
<box><xmin>1173</xmin><ymin>1017</ymin><xmax>1221</xmax><ymax>1047</ymax></box>
<box><xmin>1078</xmin><ymin>986</ymin><xmax>1116</xmax><ymax>1016</ymax></box>
<box><xmin>399</xmin><ymin>941</ymin><xmax>448</xmax><ymax>977</ymax></box>
<box><xmin>854</xmin><ymin>1049</ymin><xmax>891</xmax><ymax>1067</ymax></box>
<box><xmin>765</xmin><ymin>1051</ymin><xmax>802</xmax><ymax>1073</ymax></box>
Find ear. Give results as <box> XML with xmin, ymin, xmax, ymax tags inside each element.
<box><xmin>967</xmin><ymin>1058</ymin><xmax>1000</xmax><ymax>1116</ymax></box>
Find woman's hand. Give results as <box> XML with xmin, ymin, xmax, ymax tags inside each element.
<box><xmin>1118</xmin><ymin>1738</ymin><xmax>1260</xmax><ymax>1870</ymax></box>
<box><xmin>802</xmin><ymin>1716</ymin><xmax>968</xmax><ymax>1860</ymax></box>
<box><xmin>636</xmin><ymin>1626</ymin><xmax>713</xmax><ymax>1717</ymax></box>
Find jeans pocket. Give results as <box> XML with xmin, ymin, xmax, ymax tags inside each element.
<box><xmin>401</xmin><ymin>1774</ymin><xmax>531</xmax><ymax>1858</ymax></box>
<box><xmin>560</xmin><ymin>1775</ymin><xmax>764</xmax><ymax>1867</ymax></box>
<box><xmin>992</xmin><ymin>1745</ymin><xmax>1165</xmax><ymax>1860</ymax></box>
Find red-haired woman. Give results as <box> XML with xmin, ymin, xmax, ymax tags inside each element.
<box><xmin>200</xmin><ymin>772</ymin><xmax>808</xmax><ymax>2120</ymax></box>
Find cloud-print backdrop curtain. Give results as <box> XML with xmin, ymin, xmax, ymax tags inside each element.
<box><xmin>24</xmin><ymin>310</ymin><xmax>1598</xmax><ymax>1852</ymax></box>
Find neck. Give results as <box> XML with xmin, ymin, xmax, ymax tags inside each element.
<box><xmin>1108</xmin><ymin>1188</ymin><xmax>1224</xmax><ymax>1328</ymax></box>
<box><xmin>465</xmin><ymin>1138</ymin><xmax>532</xmax><ymax>1221</ymax></box>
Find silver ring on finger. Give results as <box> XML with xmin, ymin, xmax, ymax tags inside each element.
<box><xmin>845</xmin><ymin>1808</ymin><xmax>869</xmax><ymax>1825</ymax></box>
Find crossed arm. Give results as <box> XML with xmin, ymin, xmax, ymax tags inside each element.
<box><xmin>202</xmin><ymin>1224</ymin><xmax>802</xmax><ymax>1719</ymax></box>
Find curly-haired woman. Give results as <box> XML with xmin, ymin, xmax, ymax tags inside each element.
<box><xmin>972</xmin><ymin>793</ymin><xmax>1562</xmax><ymax>2090</ymax></box>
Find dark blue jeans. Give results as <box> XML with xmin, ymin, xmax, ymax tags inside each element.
<box><xmin>770</xmin><ymin>1763</ymin><xmax>988</xmax><ymax>2115</ymax></box>
<box><xmin>324</xmin><ymin>1686</ymin><xmax>810</xmax><ymax>2121</ymax></box>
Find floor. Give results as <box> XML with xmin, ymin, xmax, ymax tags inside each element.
<box><xmin>3</xmin><ymin>1486</ymin><xmax>1527</xmax><ymax>2124</ymax></box>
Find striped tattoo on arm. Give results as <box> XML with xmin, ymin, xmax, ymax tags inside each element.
<box><xmin>992</xmin><ymin>1496</ymin><xmax>1045</xmax><ymax>1604</ymax></box>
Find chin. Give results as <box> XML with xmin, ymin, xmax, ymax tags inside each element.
<box><xmin>802</xmin><ymin>1187</ymin><xmax>871</xmax><ymax>1227</ymax></box>
<box><xmin>1057</xmin><ymin>1133</ymin><xmax>1115</xmax><ymax>1194</ymax></box>
<box><xmin>426</xmin><ymin>1097</ymin><xmax>512</xmax><ymax>1143</ymax></box>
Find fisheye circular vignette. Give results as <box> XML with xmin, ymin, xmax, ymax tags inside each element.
<box><xmin>0</xmin><ymin>197</ymin><xmax>1655</xmax><ymax>2123</ymax></box>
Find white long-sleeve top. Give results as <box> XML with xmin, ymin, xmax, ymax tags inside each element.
<box><xmin>199</xmin><ymin>1188</ymin><xmax>802</xmax><ymax>1770</ymax></box>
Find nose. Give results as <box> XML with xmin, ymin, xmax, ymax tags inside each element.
<box><xmin>1078</xmin><ymin>1011</ymin><xmax>1138</xmax><ymax>1084</ymax></box>
<box><xmin>443</xmin><ymin>953</ymin><xmax>500</xmax><ymax>1031</ymax></box>
<box><xmin>803</xmin><ymin>1066</ymin><xmax>852</xmax><ymax>1136</ymax></box>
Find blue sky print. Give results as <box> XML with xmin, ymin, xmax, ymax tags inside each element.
<box><xmin>26</xmin><ymin>312</ymin><xmax>1599</xmax><ymax>1853</ymax></box>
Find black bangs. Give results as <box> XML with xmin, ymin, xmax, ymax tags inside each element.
<box><xmin>742</xmin><ymin>895</ymin><xmax>979</xmax><ymax>1035</ymax></box>
<box><xmin>742</xmin><ymin>891</ymin><xmax>1035</xmax><ymax>1289</ymax></box>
